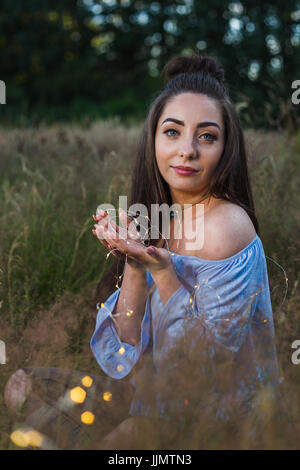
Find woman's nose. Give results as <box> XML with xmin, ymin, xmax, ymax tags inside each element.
<box><xmin>180</xmin><ymin>141</ymin><xmax>197</xmax><ymax>158</ymax></box>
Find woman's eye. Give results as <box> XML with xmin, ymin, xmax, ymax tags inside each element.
<box><xmin>164</xmin><ymin>129</ymin><xmax>217</xmax><ymax>141</ymax></box>
<box><xmin>164</xmin><ymin>128</ymin><xmax>178</xmax><ymax>137</ymax></box>
<box><xmin>201</xmin><ymin>133</ymin><xmax>217</xmax><ymax>142</ymax></box>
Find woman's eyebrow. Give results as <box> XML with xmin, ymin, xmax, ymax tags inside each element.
<box><xmin>161</xmin><ymin>117</ymin><xmax>220</xmax><ymax>130</ymax></box>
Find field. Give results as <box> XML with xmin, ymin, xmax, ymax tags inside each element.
<box><xmin>0</xmin><ymin>119</ymin><xmax>299</xmax><ymax>449</ymax></box>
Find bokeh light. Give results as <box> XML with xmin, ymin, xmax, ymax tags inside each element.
<box><xmin>69</xmin><ymin>386</ymin><xmax>87</xmax><ymax>404</ymax></box>
<box><xmin>81</xmin><ymin>411</ymin><xmax>95</xmax><ymax>425</ymax></box>
<box><xmin>81</xmin><ymin>375</ymin><xmax>93</xmax><ymax>387</ymax></box>
<box><xmin>25</xmin><ymin>429</ymin><xmax>44</xmax><ymax>447</ymax></box>
<box><xmin>103</xmin><ymin>391</ymin><xmax>112</xmax><ymax>402</ymax></box>
<box><xmin>10</xmin><ymin>429</ymin><xmax>29</xmax><ymax>448</ymax></box>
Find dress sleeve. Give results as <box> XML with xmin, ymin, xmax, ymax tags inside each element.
<box><xmin>157</xmin><ymin>241</ymin><xmax>268</xmax><ymax>357</ymax></box>
<box><xmin>90</xmin><ymin>276</ymin><xmax>152</xmax><ymax>379</ymax></box>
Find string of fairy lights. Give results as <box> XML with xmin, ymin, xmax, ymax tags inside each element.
<box><xmin>95</xmin><ymin>207</ymin><xmax>289</xmax><ymax>328</ymax></box>
<box><xmin>9</xmin><ymin>207</ymin><xmax>289</xmax><ymax>449</ymax></box>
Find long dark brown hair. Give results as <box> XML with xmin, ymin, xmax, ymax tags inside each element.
<box><xmin>92</xmin><ymin>52</ymin><xmax>259</xmax><ymax>307</ymax></box>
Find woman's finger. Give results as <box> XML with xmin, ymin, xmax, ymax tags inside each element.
<box><xmin>119</xmin><ymin>208</ymin><xmax>142</xmax><ymax>241</ymax></box>
<box><xmin>94</xmin><ymin>210</ymin><xmax>142</xmax><ymax>243</ymax></box>
<box><xmin>93</xmin><ymin>209</ymin><xmax>108</xmax><ymax>222</ymax></box>
<box><xmin>93</xmin><ymin>217</ymin><xmax>109</xmax><ymax>235</ymax></box>
<box><xmin>94</xmin><ymin>213</ymin><xmax>121</xmax><ymax>239</ymax></box>
<box><xmin>94</xmin><ymin>213</ymin><xmax>118</xmax><ymax>238</ymax></box>
<box><xmin>97</xmin><ymin>221</ymin><xmax>154</xmax><ymax>264</ymax></box>
<box><xmin>94</xmin><ymin>225</ymin><xmax>113</xmax><ymax>247</ymax></box>
<box><xmin>93</xmin><ymin>226</ymin><xmax>127</xmax><ymax>261</ymax></box>
<box><xmin>119</xmin><ymin>209</ymin><xmax>141</xmax><ymax>239</ymax></box>
<box><xmin>107</xmin><ymin>217</ymin><xmax>123</xmax><ymax>238</ymax></box>
<box><xmin>94</xmin><ymin>210</ymin><xmax>120</xmax><ymax>236</ymax></box>
<box><xmin>93</xmin><ymin>225</ymin><xmax>110</xmax><ymax>248</ymax></box>
<box><xmin>94</xmin><ymin>217</ymin><xmax>171</xmax><ymax>270</ymax></box>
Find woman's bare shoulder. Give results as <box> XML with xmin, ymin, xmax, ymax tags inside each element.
<box><xmin>197</xmin><ymin>200</ymin><xmax>257</xmax><ymax>261</ymax></box>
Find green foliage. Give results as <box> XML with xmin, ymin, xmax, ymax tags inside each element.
<box><xmin>0</xmin><ymin>119</ymin><xmax>137</xmax><ymax>326</ymax></box>
<box><xmin>0</xmin><ymin>1</ymin><xmax>299</xmax><ymax>129</ymax></box>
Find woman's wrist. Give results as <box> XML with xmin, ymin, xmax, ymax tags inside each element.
<box><xmin>125</xmin><ymin>261</ymin><xmax>147</xmax><ymax>279</ymax></box>
<box><xmin>149</xmin><ymin>263</ymin><xmax>173</xmax><ymax>280</ymax></box>
<box><xmin>149</xmin><ymin>264</ymin><xmax>181</xmax><ymax>306</ymax></box>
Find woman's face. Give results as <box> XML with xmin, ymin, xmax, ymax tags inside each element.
<box><xmin>155</xmin><ymin>92</ymin><xmax>225</xmax><ymax>202</ymax></box>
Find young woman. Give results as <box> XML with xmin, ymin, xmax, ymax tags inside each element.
<box><xmin>90</xmin><ymin>53</ymin><xmax>280</xmax><ymax>448</ymax></box>
<box><xmin>5</xmin><ymin>53</ymin><xmax>280</xmax><ymax>450</ymax></box>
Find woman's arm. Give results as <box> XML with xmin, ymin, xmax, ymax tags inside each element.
<box><xmin>112</xmin><ymin>262</ymin><xmax>181</xmax><ymax>347</ymax></box>
<box><xmin>93</xmin><ymin>208</ymin><xmax>151</xmax><ymax>347</ymax></box>
<box><xmin>92</xmin><ymin>208</ymin><xmax>182</xmax><ymax>343</ymax></box>
<box><xmin>111</xmin><ymin>263</ymin><xmax>148</xmax><ymax>346</ymax></box>
<box><xmin>149</xmin><ymin>263</ymin><xmax>182</xmax><ymax>307</ymax></box>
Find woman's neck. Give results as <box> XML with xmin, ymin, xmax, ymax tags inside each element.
<box><xmin>171</xmin><ymin>194</ymin><xmax>213</xmax><ymax>220</ymax></box>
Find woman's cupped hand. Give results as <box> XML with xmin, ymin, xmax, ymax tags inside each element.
<box><xmin>92</xmin><ymin>208</ymin><xmax>171</xmax><ymax>272</ymax></box>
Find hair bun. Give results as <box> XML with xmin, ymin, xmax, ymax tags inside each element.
<box><xmin>163</xmin><ymin>53</ymin><xmax>225</xmax><ymax>86</ymax></box>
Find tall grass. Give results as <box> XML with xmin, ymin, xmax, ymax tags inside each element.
<box><xmin>0</xmin><ymin>118</ymin><xmax>139</xmax><ymax>325</ymax></box>
<box><xmin>0</xmin><ymin>119</ymin><xmax>299</xmax><ymax>449</ymax></box>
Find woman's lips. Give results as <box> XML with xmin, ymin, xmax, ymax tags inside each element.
<box><xmin>172</xmin><ymin>167</ymin><xmax>199</xmax><ymax>175</ymax></box>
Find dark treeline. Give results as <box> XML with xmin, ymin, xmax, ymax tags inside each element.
<box><xmin>0</xmin><ymin>0</ymin><xmax>299</xmax><ymax>130</ymax></box>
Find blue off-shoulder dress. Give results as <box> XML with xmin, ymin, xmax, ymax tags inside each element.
<box><xmin>90</xmin><ymin>234</ymin><xmax>281</xmax><ymax>421</ymax></box>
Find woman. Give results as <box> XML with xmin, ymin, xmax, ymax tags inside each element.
<box><xmin>90</xmin><ymin>53</ymin><xmax>281</xmax><ymax>448</ymax></box>
<box><xmin>5</xmin><ymin>53</ymin><xmax>280</xmax><ymax>450</ymax></box>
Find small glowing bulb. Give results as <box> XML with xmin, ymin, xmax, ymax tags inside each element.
<box><xmin>217</xmin><ymin>295</ymin><xmax>220</xmax><ymax>300</ymax></box>
<box><xmin>81</xmin><ymin>411</ymin><xmax>95</xmax><ymax>425</ymax></box>
<box><xmin>119</xmin><ymin>346</ymin><xmax>125</xmax><ymax>355</ymax></box>
<box><xmin>69</xmin><ymin>386</ymin><xmax>86</xmax><ymax>404</ymax></box>
<box><xmin>189</xmin><ymin>297</ymin><xmax>193</xmax><ymax>304</ymax></box>
<box><xmin>225</xmin><ymin>318</ymin><xmax>230</xmax><ymax>322</ymax></box>
<box><xmin>117</xmin><ymin>364</ymin><xmax>124</xmax><ymax>372</ymax></box>
<box><xmin>100</xmin><ymin>302</ymin><xmax>104</xmax><ymax>308</ymax></box>
<box><xmin>81</xmin><ymin>376</ymin><xmax>93</xmax><ymax>388</ymax></box>
<box><xmin>263</xmin><ymin>319</ymin><xmax>268</xmax><ymax>323</ymax></box>
<box><xmin>103</xmin><ymin>391</ymin><xmax>112</xmax><ymax>402</ymax></box>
